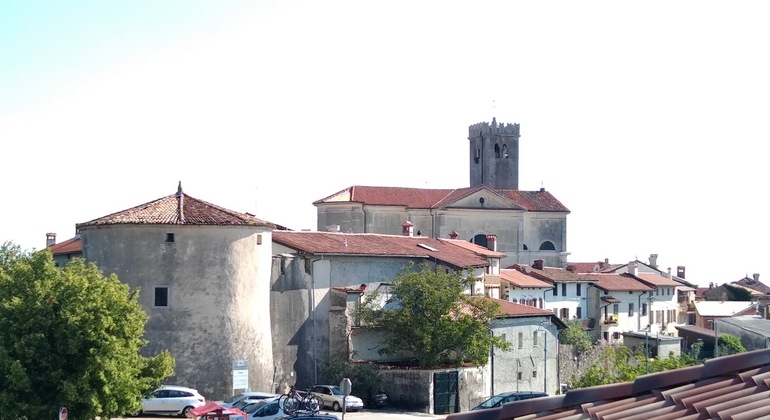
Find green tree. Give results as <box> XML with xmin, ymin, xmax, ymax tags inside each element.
<box><xmin>317</xmin><ymin>360</ymin><xmax>384</xmax><ymax>403</ymax></box>
<box><xmin>572</xmin><ymin>344</ymin><xmax>696</xmax><ymax>388</ymax></box>
<box><xmin>718</xmin><ymin>333</ymin><xmax>746</xmax><ymax>356</ymax></box>
<box><xmin>0</xmin><ymin>242</ymin><xmax>174</xmax><ymax>420</ymax></box>
<box><xmin>559</xmin><ymin>319</ymin><xmax>594</xmax><ymax>354</ymax></box>
<box><xmin>723</xmin><ymin>284</ymin><xmax>753</xmax><ymax>301</ymax></box>
<box><xmin>356</xmin><ymin>264</ymin><xmax>511</xmax><ymax>367</ymax></box>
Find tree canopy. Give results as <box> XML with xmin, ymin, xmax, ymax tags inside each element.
<box><xmin>356</xmin><ymin>264</ymin><xmax>510</xmax><ymax>367</ymax></box>
<box><xmin>0</xmin><ymin>242</ymin><xmax>174</xmax><ymax>420</ymax></box>
<box><xmin>558</xmin><ymin>319</ymin><xmax>594</xmax><ymax>354</ymax></box>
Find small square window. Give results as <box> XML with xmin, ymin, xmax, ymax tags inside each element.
<box><xmin>533</xmin><ymin>371</ymin><xmax>538</xmax><ymax>378</ymax></box>
<box><xmin>166</xmin><ymin>233</ymin><xmax>175</xmax><ymax>243</ymax></box>
<box><xmin>154</xmin><ymin>286</ymin><xmax>169</xmax><ymax>307</ymax></box>
<box><xmin>257</xmin><ymin>234</ymin><xmax>263</xmax><ymax>245</ymax></box>
<box><xmin>517</xmin><ymin>372</ymin><xmax>522</xmax><ymax>380</ymax></box>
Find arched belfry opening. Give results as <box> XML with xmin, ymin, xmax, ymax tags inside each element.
<box><xmin>472</xmin><ymin>233</ymin><xmax>488</xmax><ymax>248</ymax></box>
<box><xmin>539</xmin><ymin>241</ymin><xmax>556</xmax><ymax>251</ymax></box>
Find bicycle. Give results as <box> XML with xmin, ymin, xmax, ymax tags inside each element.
<box><xmin>279</xmin><ymin>386</ymin><xmax>322</xmax><ymax>415</ymax></box>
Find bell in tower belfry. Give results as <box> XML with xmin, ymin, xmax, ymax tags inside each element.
<box><xmin>468</xmin><ymin>118</ymin><xmax>521</xmax><ymax>190</ymax></box>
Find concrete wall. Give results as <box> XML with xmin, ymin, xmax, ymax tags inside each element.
<box><xmin>380</xmin><ymin>366</ymin><xmax>487</xmax><ymax>414</ymax></box>
<box><xmin>489</xmin><ymin>317</ymin><xmax>559</xmax><ymax>396</ymax></box>
<box><xmin>80</xmin><ymin>224</ymin><xmax>274</xmax><ymax>400</ymax></box>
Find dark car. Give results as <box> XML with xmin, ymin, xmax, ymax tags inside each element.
<box><xmin>471</xmin><ymin>391</ymin><xmax>548</xmax><ymax>410</ymax></box>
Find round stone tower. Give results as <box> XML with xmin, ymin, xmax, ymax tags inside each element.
<box><xmin>77</xmin><ymin>183</ymin><xmax>276</xmax><ymax>399</ymax></box>
<box><xmin>469</xmin><ymin>117</ymin><xmax>521</xmax><ymax>190</ymax></box>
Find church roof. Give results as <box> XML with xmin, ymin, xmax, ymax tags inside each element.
<box><xmin>313</xmin><ymin>185</ymin><xmax>570</xmax><ymax>212</ymax></box>
<box><xmin>446</xmin><ymin>348</ymin><xmax>770</xmax><ymax>420</ymax></box>
<box><xmin>273</xmin><ymin>231</ymin><xmax>502</xmax><ymax>269</ymax></box>
<box><xmin>77</xmin><ymin>183</ymin><xmax>275</xmax><ymax>228</ymax></box>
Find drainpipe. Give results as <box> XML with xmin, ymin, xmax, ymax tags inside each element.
<box><xmin>487</xmin><ymin>327</ymin><xmax>494</xmax><ymax>396</ymax></box>
<box><xmin>638</xmin><ymin>291</ymin><xmax>647</xmax><ymax>331</ymax></box>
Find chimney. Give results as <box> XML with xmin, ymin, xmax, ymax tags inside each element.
<box><xmin>533</xmin><ymin>259</ymin><xmax>544</xmax><ymax>270</ymax></box>
<box><xmin>667</xmin><ymin>267</ymin><xmax>672</xmax><ymax>280</ymax></box>
<box><xmin>754</xmin><ymin>273</ymin><xmax>760</xmax><ymax>282</ymax></box>
<box><xmin>677</xmin><ymin>266</ymin><xmax>686</xmax><ymax>279</ymax></box>
<box><xmin>649</xmin><ymin>254</ymin><xmax>658</xmax><ymax>269</ymax></box>
<box><xmin>628</xmin><ymin>261</ymin><xmax>638</xmax><ymax>277</ymax></box>
<box><xmin>486</xmin><ymin>234</ymin><xmax>498</xmax><ymax>252</ymax></box>
<box><xmin>709</xmin><ymin>282</ymin><xmax>713</xmax><ymax>289</ymax></box>
<box><xmin>402</xmin><ymin>221</ymin><xmax>414</xmax><ymax>237</ymax></box>
<box><xmin>449</xmin><ymin>231</ymin><xmax>459</xmax><ymax>239</ymax></box>
<box><xmin>46</xmin><ymin>233</ymin><xmax>56</xmax><ymax>248</ymax></box>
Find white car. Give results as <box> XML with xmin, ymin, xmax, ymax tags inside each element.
<box><xmin>242</xmin><ymin>397</ymin><xmax>289</xmax><ymax>419</ymax></box>
<box><xmin>218</xmin><ymin>391</ymin><xmax>281</xmax><ymax>408</ymax></box>
<box><xmin>131</xmin><ymin>385</ymin><xmax>205</xmax><ymax>417</ymax></box>
<box><xmin>310</xmin><ymin>385</ymin><xmax>364</xmax><ymax>412</ymax></box>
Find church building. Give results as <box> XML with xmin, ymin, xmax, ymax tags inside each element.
<box><xmin>314</xmin><ymin>119</ymin><xmax>571</xmax><ymax>268</ymax></box>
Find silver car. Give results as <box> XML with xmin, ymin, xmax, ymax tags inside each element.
<box><xmin>130</xmin><ymin>385</ymin><xmax>206</xmax><ymax>417</ymax></box>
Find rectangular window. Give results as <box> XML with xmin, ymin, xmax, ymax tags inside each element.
<box><xmin>518</xmin><ymin>332</ymin><xmax>523</xmax><ymax>349</ymax></box>
<box><xmin>562</xmin><ymin>283</ymin><xmax>567</xmax><ymax>296</ymax></box>
<box><xmin>552</xmin><ymin>286</ymin><xmax>558</xmax><ymax>296</ymax></box>
<box><xmin>257</xmin><ymin>234</ymin><xmax>263</xmax><ymax>245</ymax></box>
<box><xmin>629</xmin><ymin>303</ymin><xmax>634</xmax><ymax>316</ymax></box>
<box><xmin>613</xmin><ymin>304</ymin><xmax>619</xmax><ymax>315</ymax></box>
<box><xmin>533</xmin><ymin>331</ymin><xmax>539</xmax><ymax>346</ymax></box>
<box><xmin>642</xmin><ymin>303</ymin><xmax>647</xmax><ymax>316</ymax></box>
<box><xmin>165</xmin><ymin>233</ymin><xmax>175</xmax><ymax>242</ymax></box>
<box><xmin>517</xmin><ymin>372</ymin><xmax>522</xmax><ymax>380</ymax></box>
<box><xmin>154</xmin><ymin>286</ymin><xmax>169</xmax><ymax>308</ymax></box>
<box><xmin>576</xmin><ymin>307</ymin><xmax>582</xmax><ymax>319</ymax></box>
<box><xmin>576</xmin><ymin>283</ymin><xmax>581</xmax><ymax>296</ymax></box>
<box><xmin>532</xmin><ymin>371</ymin><xmax>538</xmax><ymax>378</ymax></box>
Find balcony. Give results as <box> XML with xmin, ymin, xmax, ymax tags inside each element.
<box><xmin>602</xmin><ymin>315</ymin><xmax>619</xmax><ymax>325</ymax></box>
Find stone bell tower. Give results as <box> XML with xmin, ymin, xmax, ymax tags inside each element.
<box><xmin>468</xmin><ymin>118</ymin><xmax>520</xmax><ymax>190</ymax></box>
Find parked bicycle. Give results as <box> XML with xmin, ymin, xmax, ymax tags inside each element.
<box><xmin>278</xmin><ymin>385</ymin><xmax>322</xmax><ymax>415</ymax></box>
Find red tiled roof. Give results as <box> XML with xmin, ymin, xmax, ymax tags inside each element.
<box><xmin>510</xmin><ymin>264</ymin><xmax>595</xmax><ymax>283</ymax></box>
<box><xmin>583</xmin><ymin>273</ymin><xmax>654</xmax><ymax>292</ymax></box>
<box><xmin>636</xmin><ymin>273</ymin><xmax>682</xmax><ymax>287</ymax></box>
<box><xmin>568</xmin><ymin>262</ymin><xmax>606</xmax><ymax>273</ymax></box>
<box><xmin>446</xmin><ymin>348</ymin><xmax>770</xmax><ymax>420</ymax></box>
<box><xmin>491</xmin><ymin>298</ymin><xmax>555</xmax><ymax>317</ymax></box>
<box><xmin>499</xmin><ymin>269</ymin><xmax>553</xmax><ymax>288</ymax></box>
<box><xmin>273</xmin><ymin>231</ymin><xmax>499</xmax><ymax>269</ymax></box>
<box><xmin>314</xmin><ymin>185</ymin><xmax>569</xmax><ymax>212</ymax></box>
<box><xmin>47</xmin><ymin>236</ymin><xmax>82</xmax><ymax>255</ymax></box>
<box><xmin>77</xmin><ymin>187</ymin><xmax>275</xmax><ymax>228</ymax></box>
<box><xmin>733</xmin><ymin>276</ymin><xmax>770</xmax><ymax>294</ymax></box>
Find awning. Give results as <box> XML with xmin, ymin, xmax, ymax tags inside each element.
<box><xmin>601</xmin><ymin>296</ymin><xmax>621</xmax><ymax>304</ymax></box>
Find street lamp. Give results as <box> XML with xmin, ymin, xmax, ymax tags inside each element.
<box><xmin>644</xmin><ymin>325</ymin><xmax>650</xmax><ymax>374</ymax></box>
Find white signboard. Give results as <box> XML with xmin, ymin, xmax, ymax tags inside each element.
<box><xmin>233</xmin><ymin>360</ymin><xmax>249</xmax><ymax>390</ymax></box>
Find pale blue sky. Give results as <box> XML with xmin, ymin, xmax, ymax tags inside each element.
<box><xmin>2</xmin><ymin>1</ymin><xmax>769</xmax><ymax>286</ymax></box>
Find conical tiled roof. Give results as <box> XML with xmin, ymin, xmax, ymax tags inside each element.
<box><xmin>77</xmin><ymin>183</ymin><xmax>275</xmax><ymax>228</ymax></box>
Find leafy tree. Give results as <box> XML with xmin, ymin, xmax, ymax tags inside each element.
<box><xmin>559</xmin><ymin>319</ymin><xmax>593</xmax><ymax>354</ymax></box>
<box><xmin>718</xmin><ymin>333</ymin><xmax>746</xmax><ymax>356</ymax></box>
<box><xmin>356</xmin><ymin>264</ymin><xmax>511</xmax><ymax>367</ymax></box>
<box><xmin>572</xmin><ymin>344</ymin><xmax>696</xmax><ymax>388</ymax></box>
<box><xmin>0</xmin><ymin>242</ymin><xmax>174</xmax><ymax>420</ymax></box>
<box><xmin>317</xmin><ymin>360</ymin><xmax>384</xmax><ymax>402</ymax></box>
<box><xmin>723</xmin><ymin>284</ymin><xmax>753</xmax><ymax>301</ymax></box>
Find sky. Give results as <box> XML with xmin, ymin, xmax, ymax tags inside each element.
<box><xmin>2</xmin><ymin>1</ymin><xmax>768</xmax><ymax>287</ymax></box>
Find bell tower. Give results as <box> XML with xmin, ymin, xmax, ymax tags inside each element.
<box><xmin>469</xmin><ymin>118</ymin><xmax>520</xmax><ymax>190</ymax></box>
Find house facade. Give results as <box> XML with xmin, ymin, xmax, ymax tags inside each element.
<box><xmin>76</xmin><ymin>184</ymin><xmax>277</xmax><ymax>399</ymax></box>
<box><xmin>270</xmin><ymin>230</ymin><xmax>504</xmax><ymax>392</ymax></box>
<box><xmin>582</xmin><ymin>272</ymin><xmax>653</xmax><ymax>342</ymax></box>
<box><xmin>314</xmin><ymin>119</ymin><xmax>570</xmax><ymax>269</ymax></box>
<box><xmin>509</xmin><ymin>261</ymin><xmax>595</xmax><ymax>322</ymax></box>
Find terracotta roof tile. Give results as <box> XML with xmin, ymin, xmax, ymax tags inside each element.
<box><xmin>490</xmin><ymin>298</ymin><xmax>556</xmax><ymax>317</ymax></box>
<box><xmin>77</xmin><ymin>187</ymin><xmax>275</xmax><ymax>229</ymax></box>
<box><xmin>314</xmin><ymin>185</ymin><xmax>569</xmax><ymax>212</ymax></box>
<box><xmin>445</xmin><ymin>348</ymin><xmax>770</xmax><ymax>420</ymax></box>
<box><xmin>636</xmin><ymin>273</ymin><xmax>682</xmax><ymax>287</ymax></box>
<box><xmin>273</xmin><ymin>231</ymin><xmax>500</xmax><ymax>269</ymax></box>
<box><xmin>583</xmin><ymin>273</ymin><xmax>654</xmax><ymax>292</ymax></box>
<box><xmin>499</xmin><ymin>269</ymin><xmax>553</xmax><ymax>288</ymax></box>
<box><xmin>510</xmin><ymin>264</ymin><xmax>595</xmax><ymax>283</ymax></box>
<box><xmin>47</xmin><ymin>236</ymin><xmax>82</xmax><ymax>255</ymax></box>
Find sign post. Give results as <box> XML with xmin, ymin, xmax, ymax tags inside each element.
<box><xmin>232</xmin><ymin>360</ymin><xmax>249</xmax><ymax>395</ymax></box>
<box><xmin>340</xmin><ymin>378</ymin><xmax>352</xmax><ymax>420</ymax></box>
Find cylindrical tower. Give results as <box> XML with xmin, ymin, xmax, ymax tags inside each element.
<box><xmin>77</xmin><ymin>185</ymin><xmax>276</xmax><ymax>400</ymax></box>
<box><xmin>469</xmin><ymin>118</ymin><xmax>521</xmax><ymax>190</ymax></box>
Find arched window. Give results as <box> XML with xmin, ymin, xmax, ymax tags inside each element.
<box><xmin>472</xmin><ymin>234</ymin><xmax>488</xmax><ymax>248</ymax></box>
<box><xmin>539</xmin><ymin>241</ymin><xmax>556</xmax><ymax>251</ymax></box>
<box><xmin>494</xmin><ymin>144</ymin><xmax>501</xmax><ymax>158</ymax></box>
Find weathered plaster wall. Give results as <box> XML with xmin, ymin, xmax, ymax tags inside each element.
<box><xmin>80</xmin><ymin>224</ymin><xmax>274</xmax><ymax>400</ymax></box>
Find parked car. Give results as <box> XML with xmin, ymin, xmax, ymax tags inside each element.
<box><xmin>129</xmin><ymin>385</ymin><xmax>206</xmax><ymax>417</ymax></box>
<box><xmin>309</xmin><ymin>385</ymin><xmax>364</xmax><ymax>412</ymax></box>
<box><xmin>275</xmin><ymin>414</ymin><xmax>340</xmax><ymax>420</ymax></box>
<box><xmin>365</xmin><ymin>390</ymin><xmax>388</xmax><ymax>409</ymax></box>
<box><xmin>241</xmin><ymin>397</ymin><xmax>288</xmax><ymax>419</ymax></box>
<box><xmin>471</xmin><ymin>391</ymin><xmax>548</xmax><ymax>410</ymax></box>
<box><xmin>218</xmin><ymin>391</ymin><xmax>281</xmax><ymax>408</ymax></box>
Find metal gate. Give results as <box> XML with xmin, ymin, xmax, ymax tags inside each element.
<box><xmin>433</xmin><ymin>371</ymin><xmax>459</xmax><ymax>414</ymax></box>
